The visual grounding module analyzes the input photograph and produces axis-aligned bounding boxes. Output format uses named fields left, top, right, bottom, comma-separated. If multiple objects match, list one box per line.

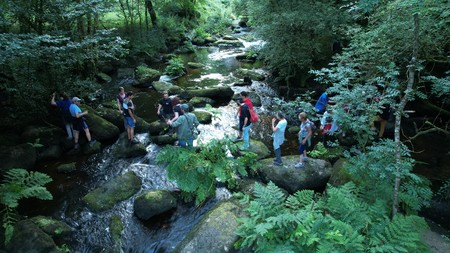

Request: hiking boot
left=89, top=139, right=97, bottom=145
left=74, top=143, right=80, bottom=150
left=130, top=139, right=140, bottom=145
left=235, top=136, right=243, bottom=141
left=294, top=162, right=304, bottom=168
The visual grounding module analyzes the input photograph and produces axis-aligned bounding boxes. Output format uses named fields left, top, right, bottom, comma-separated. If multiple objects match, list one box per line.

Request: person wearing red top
left=235, top=91, right=253, bottom=141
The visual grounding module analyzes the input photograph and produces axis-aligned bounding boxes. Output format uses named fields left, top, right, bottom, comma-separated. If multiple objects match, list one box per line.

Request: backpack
left=308, top=120, right=317, bottom=133
left=249, top=108, right=259, bottom=123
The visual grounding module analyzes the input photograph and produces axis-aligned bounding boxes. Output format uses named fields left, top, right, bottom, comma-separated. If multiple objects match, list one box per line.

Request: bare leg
left=84, top=128, right=92, bottom=142
left=73, top=130, right=80, bottom=144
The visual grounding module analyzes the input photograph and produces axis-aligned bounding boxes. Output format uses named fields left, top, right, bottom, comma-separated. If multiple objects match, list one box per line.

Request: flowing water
left=28, top=33, right=279, bottom=252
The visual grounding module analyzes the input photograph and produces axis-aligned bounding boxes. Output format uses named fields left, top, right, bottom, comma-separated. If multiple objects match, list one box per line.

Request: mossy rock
left=187, top=62, right=204, bottom=69
left=82, top=171, right=142, bottom=212
left=189, top=97, right=215, bottom=108
left=38, top=145, right=63, bottom=161
left=259, top=156, right=332, bottom=193
left=238, top=140, right=270, bottom=160
left=133, top=190, right=177, bottom=220
left=328, top=158, right=352, bottom=187
left=152, top=81, right=173, bottom=93
left=0, top=143, right=36, bottom=176
left=213, top=39, right=244, bottom=47
left=111, top=133, right=147, bottom=159
left=30, top=216, right=73, bottom=238
left=82, top=141, right=102, bottom=155
left=110, top=215, right=124, bottom=247
left=135, top=116, right=151, bottom=134
left=233, top=68, right=265, bottom=81
left=149, top=120, right=169, bottom=135
left=81, top=105, right=120, bottom=141
left=180, top=87, right=234, bottom=101
left=96, top=72, right=112, bottom=83
left=192, top=110, right=212, bottom=124
left=168, top=85, right=184, bottom=95
left=96, top=105, right=125, bottom=131
left=57, top=162, right=77, bottom=173
left=173, top=200, right=244, bottom=253
left=6, top=220, right=60, bottom=253
left=21, top=126, right=65, bottom=147
left=135, top=65, right=161, bottom=86
left=151, top=134, right=177, bottom=145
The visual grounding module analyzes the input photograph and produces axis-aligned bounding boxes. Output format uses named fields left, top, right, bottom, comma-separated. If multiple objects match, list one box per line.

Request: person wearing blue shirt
left=51, top=92, right=73, bottom=139
left=315, top=92, right=332, bottom=114
left=69, top=97, right=95, bottom=149
left=271, top=112, right=287, bottom=166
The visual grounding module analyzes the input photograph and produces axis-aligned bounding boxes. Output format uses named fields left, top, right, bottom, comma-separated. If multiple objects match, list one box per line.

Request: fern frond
left=286, top=189, right=315, bottom=209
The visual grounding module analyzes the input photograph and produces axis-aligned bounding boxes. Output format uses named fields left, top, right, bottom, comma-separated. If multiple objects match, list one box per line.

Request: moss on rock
left=133, top=190, right=177, bottom=220
left=136, top=65, right=161, bottom=86
left=30, top=216, right=73, bottom=238
left=192, top=111, right=212, bottom=124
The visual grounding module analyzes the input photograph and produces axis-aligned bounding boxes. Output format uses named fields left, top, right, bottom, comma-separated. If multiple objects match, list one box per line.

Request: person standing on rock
left=239, top=98, right=252, bottom=150
left=123, top=92, right=139, bottom=144
left=314, top=91, right=334, bottom=114
left=167, top=104, right=199, bottom=147
left=69, top=97, right=95, bottom=150
left=157, top=91, right=174, bottom=121
left=235, top=91, right=253, bottom=141
left=295, top=112, right=313, bottom=169
left=272, top=112, right=287, bottom=166
left=116, top=86, right=127, bottom=130
left=51, top=92, right=73, bottom=139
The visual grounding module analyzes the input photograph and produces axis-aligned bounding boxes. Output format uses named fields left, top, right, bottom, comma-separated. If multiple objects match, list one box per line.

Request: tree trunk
left=145, top=0, right=157, bottom=27
left=392, top=13, right=419, bottom=217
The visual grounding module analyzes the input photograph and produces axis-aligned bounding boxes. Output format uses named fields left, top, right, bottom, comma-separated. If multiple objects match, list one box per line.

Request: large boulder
left=6, top=220, right=59, bottom=253
left=133, top=190, right=177, bottom=220
left=152, top=81, right=173, bottom=93
left=238, top=140, right=270, bottom=160
left=149, top=121, right=169, bottom=136
left=169, top=85, right=184, bottom=95
left=110, top=215, right=124, bottom=252
left=187, top=62, right=205, bottom=69
left=233, top=68, right=265, bottom=81
left=30, top=216, right=73, bottom=238
left=192, top=111, right=213, bottom=124
left=111, top=133, right=147, bottom=159
left=151, top=134, right=178, bottom=145
left=0, top=143, right=36, bottom=176
left=21, top=126, right=65, bottom=147
left=259, top=156, right=332, bottom=193
left=82, top=171, right=142, bottom=212
left=180, top=87, right=234, bottom=101
left=81, top=105, right=120, bottom=142
left=213, top=39, right=244, bottom=48
left=96, top=72, right=112, bottom=83
left=57, top=162, right=77, bottom=173
left=135, top=116, right=151, bottom=134
left=173, top=200, right=244, bottom=253
left=82, top=140, right=102, bottom=155
left=135, top=65, right=161, bottom=87
left=328, top=158, right=352, bottom=187
left=189, top=97, right=216, bottom=108
left=37, top=145, right=63, bottom=161
left=96, top=106, right=125, bottom=131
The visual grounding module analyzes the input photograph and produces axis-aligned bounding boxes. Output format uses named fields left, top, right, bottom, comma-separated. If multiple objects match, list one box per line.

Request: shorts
left=125, top=117, right=135, bottom=128
left=298, top=138, right=309, bottom=154
left=73, top=118, right=88, bottom=131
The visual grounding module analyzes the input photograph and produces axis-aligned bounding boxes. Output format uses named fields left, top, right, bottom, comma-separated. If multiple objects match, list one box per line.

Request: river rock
left=173, top=200, right=244, bottom=253
left=134, top=190, right=177, bottom=220
left=135, top=116, right=151, bottom=134
left=57, top=162, right=77, bottom=173
left=187, top=62, right=204, bottom=69
left=237, top=140, right=270, bottom=160
left=151, top=134, right=178, bottom=145
left=180, top=87, right=234, bottom=101
left=153, top=81, right=173, bottom=93
left=328, top=158, right=352, bottom=187
left=37, top=145, right=63, bottom=161
left=21, top=126, right=65, bottom=147
left=82, top=141, right=101, bottom=155
left=30, top=216, right=73, bottom=238
left=213, top=39, right=244, bottom=48
left=110, top=215, right=124, bottom=251
left=117, top=68, right=135, bottom=80
left=0, top=143, right=36, bottom=176
left=81, top=105, right=120, bottom=141
left=96, top=72, right=112, bottom=83
left=82, top=171, right=142, bottom=212
left=259, top=156, right=332, bottom=193
left=149, top=121, right=169, bottom=135
left=190, top=97, right=216, bottom=108
left=233, top=68, right=265, bottom=81
left=96, top=106, right=125, bottom=131
left=111, top=133, right=147, bottom=159
left=136, top=65, right=161, bottom=87
left=223, top=35, right=237, bottom=41
left=169, top=85, right=184, bottom=95
left=192, top=111, right=213, bottom=124
left=6, top=220, right=59, bottom=253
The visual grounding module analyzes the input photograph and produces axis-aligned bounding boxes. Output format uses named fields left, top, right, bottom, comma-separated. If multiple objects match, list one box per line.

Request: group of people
left=51, top=93, right=96, bottom=150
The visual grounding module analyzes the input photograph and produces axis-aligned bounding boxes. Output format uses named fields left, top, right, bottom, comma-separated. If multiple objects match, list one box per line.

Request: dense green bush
left=156, top=138, right=259, bottom=205
left=164, top=57, right=186, bottom=77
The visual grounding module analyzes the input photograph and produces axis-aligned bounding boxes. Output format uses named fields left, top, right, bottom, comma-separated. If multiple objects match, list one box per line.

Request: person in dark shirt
left=51, top=92, right=73, bottom=139
left=157, top=91, right=174, bottom=121
left=171, top=96, right=184, bottom=122
left=239, top=98, right=252, bottom=150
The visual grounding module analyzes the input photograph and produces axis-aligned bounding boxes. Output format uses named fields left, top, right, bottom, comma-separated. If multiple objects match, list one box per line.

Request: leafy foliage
left=164, top=56, right=186, bottom=77
left=0, top=168, right=53, bottom=243
left=308, top=142, right=343, bottom=160
left=436, top=179, right=450, bottom=201
left=156, top=138, right=258, bottom=205
left=235, top=182, right=430, bottom=252
left=271, top=92, right=319, bottom=124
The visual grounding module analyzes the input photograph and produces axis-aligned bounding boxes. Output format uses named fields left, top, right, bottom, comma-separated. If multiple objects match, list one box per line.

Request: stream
left=28, top=32, right=277, bottom=252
